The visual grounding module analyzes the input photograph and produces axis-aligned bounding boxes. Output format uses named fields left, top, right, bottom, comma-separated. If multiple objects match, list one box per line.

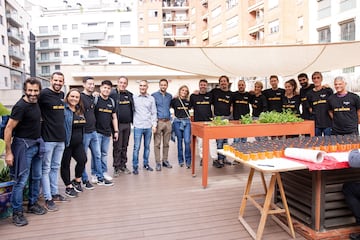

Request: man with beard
left=151, top=79, right=173, bottom=171
left=298, top=73, right=314, bottom=120
left=39, top=72, right=67, bottom=212
left=5, top=78, right=47, bottom=226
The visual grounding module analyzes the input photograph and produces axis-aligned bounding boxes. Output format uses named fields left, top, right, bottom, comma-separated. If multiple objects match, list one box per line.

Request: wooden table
left=190, top=120, right=315, bottom=188
left=220, top=150, right=308, bottom=240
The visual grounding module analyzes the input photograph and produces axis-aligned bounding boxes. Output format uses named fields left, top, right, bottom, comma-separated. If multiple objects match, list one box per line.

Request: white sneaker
left=103, top=172, right=113, bottom=181
left=91, top=175, right=98, bottom=184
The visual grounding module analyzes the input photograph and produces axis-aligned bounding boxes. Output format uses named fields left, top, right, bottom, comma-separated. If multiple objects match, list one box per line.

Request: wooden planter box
left=0, top=181, right=15, bottom=219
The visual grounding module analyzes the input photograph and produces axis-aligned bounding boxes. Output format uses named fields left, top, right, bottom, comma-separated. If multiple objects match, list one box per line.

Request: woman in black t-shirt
left=171, top=85, right=192, bottom=168
left=61, top=89, right=87, bottom=198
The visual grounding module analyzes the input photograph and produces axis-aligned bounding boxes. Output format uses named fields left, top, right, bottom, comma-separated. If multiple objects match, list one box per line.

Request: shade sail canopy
left=97, top=41, right=360, bottom=78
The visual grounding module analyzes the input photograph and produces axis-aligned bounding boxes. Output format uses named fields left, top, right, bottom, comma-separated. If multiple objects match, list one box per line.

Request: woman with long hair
left=61, top=88, right=87, bottom=198
left=283, top=79, right=301, bottom=115
left=171, top=85, right=192, bottom=168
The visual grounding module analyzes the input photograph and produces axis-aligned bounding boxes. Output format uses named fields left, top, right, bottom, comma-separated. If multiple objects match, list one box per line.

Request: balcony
left=162, top=17, right=190, bottom=26
left=248, top=0, right=264, bottom=13
left=8, top=47, right=25, bottom=61
left=37, top=30, right=61, bottom=37
left=7, top=30, right=24, bottom=44
left=37, top=57, right=62, bottom=64
left=162, top=0, right=189, bottom=9
left=200, top=0, right=208, bottom=7
left=80, top=55, right=107, bottom=62
left=37, top=44, right=61, bottom=51
left=202, top=30, right=209, bottom=41
left=6, top=11, right=23, bottom=28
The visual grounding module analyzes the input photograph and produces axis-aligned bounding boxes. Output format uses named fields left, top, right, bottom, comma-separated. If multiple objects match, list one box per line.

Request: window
left=226, top=0, right=238, bottom=9
left=2, top=55, right=6, bottom=65
left=107, top=22, right=114, bottom=27
left=226, top=15, right=238, bottom=29
left=63, top=38, right=68, bottom=44
left=72, top=37, right=79, bottom=43
left=317, top=0, right=331, bottom=19
left=39, top=26, right=48, bottom=34
left=0, top=15, right=3, bottom=25
left=41, top=65, right=50, bottom=74
left=88, top=40, right=99, bottom=45
left=54, top=51, right=60, bottom=57
left=40, top=52, right=49, bottom=60
left=269, top=19, right=279, bottom=34
left=89, top=50, right=99, bottom=57
left=53, top=25, right=59, bottom=31
left=62, top=24, right=67, bottom=30
left=318, top=27, right=331, bottom=43
left=227, top=35, right=238, bottom=45
left=120, top=21, right=131, bottom=31
left=73, top=50, right=79, bottom=56
left=1, top=35, right=4, bottom=45
left=148, top=10, right=158, bottom=18
left=4, top=77, right=8, bottom=87
left=268, top=0, right=279, bottom=9
left=148, top=24, right=159, bottom=32
left=211, top=6, right=221, bottom=18
left=298, top=16, right=304, bottom=30
left=40, top=39, right=49, bottom=47
left=212, top=24, right=222, bottom=35
left=107, top=35, right=114, bottom=41
left=120, top=35, right=131, bottom=45
left=88, top=23, right=97, bottom=27
left=340, top=20, right=355, bottom=41
left=72, top=24, right=78, bottom=30
left=343, top=66, right=355, bottom=73
left=340, top=0, right=356, bottom=12
left=53, top=38, right=59, bottom=44
left=55, top=65, right=60, bottom=70
left=63, top=51, right=68, bottom=57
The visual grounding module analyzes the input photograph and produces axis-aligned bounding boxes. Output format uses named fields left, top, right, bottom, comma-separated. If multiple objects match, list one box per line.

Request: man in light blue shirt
left=151, top=79, right=173, bottom=171
left=132, top=80, right=157, bottom=175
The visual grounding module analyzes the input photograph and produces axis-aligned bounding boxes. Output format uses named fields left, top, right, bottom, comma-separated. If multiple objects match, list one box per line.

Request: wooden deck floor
left=0, top=140, right=306, bottom=240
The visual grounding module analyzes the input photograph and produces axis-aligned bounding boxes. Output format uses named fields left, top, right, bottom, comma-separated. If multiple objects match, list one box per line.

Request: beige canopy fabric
left=97, top=41, right=360, bottom=78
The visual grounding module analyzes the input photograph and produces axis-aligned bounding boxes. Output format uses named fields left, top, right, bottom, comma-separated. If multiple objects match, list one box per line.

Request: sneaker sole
left=84, top=186, right=95, bottom=190
left=65, top=193, right=78, bottom=198
left=44, top=206, right=58, bottom=212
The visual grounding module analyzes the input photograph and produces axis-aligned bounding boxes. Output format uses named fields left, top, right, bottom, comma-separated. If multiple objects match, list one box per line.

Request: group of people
left=3, top=71, right=360, bottom=235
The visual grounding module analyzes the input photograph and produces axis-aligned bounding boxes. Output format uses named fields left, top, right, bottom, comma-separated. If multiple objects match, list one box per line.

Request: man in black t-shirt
left=262, top=75, right=285, bottom=112
left=80, top=77, right=100, bottom=189
left=39, top=72, right=66, bottom=212
left=4, top=78, right=46, bottom=226
left=110, top=76, right=135, bottom=176
left=94, top=80, right=118, bottom=185
left=210, top=75, right=233, bottom=168
left=298, top=73, right=314, bottom=120
left=328, top=76, right=360, bottom=135
left=190, top=79, right=217, bottom=165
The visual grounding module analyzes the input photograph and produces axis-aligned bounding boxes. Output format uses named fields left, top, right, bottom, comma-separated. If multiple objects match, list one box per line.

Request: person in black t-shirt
left=80, top=77, right=98, bottom=189
left=4, top=78, right=46, bottom=226
left=282, top=79, right=301, bottom=115
left=328, top=76, right=360, bottom=135
left=251, top=81, right=268, bottom=141
left=190, top=79, right=217, bottom=165
left=39, top=72, right=66, bottom=212
left=110, top=76, right=134, bottom=176
left=262, top=75, right=285, bottom=113
left=305, top=71, right=333, bottom=136
left=94, top=80, right=118, bottom=185
left=61, top=89, right=87, bottom=198
left=171, top=85, right=192, bottom=168
left=298, top=73, right=314, bottom=120
left=232, top=80, right=253, bottom=143
left=210, top=75, right=233, bottom=168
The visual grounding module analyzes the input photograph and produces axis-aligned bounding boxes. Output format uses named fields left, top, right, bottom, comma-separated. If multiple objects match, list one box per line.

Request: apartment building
left=0, top=0, right=31, bottom=105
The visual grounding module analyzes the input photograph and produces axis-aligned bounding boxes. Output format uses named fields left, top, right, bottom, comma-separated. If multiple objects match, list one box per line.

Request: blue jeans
left=97, top=132, right=110, bottom=176
left=173, top=119, right=191, bottom=166
left=315, top=127, right=331, bottom=136
left=132, top=128, right=152, bottom=169
left=41, top=141, right=65, bottom=200
left=82, top=131, right=102, bottom=182
left=233, top=138, right=247, bottom=144
left=216, top=138, right=228, bottom=161
left=11, top=144, right=42, bottom=212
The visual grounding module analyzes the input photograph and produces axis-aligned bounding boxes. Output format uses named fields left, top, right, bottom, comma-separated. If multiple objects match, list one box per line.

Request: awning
left=97, top=41, right=360, bottom=78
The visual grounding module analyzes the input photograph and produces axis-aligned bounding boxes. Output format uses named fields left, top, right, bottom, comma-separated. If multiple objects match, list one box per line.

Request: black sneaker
left=113, top=169, right=120, bottom=177
left=213, top=160, right=224, bottom=168
left=350, top=232, right=360, bottom=240
left=121, top=167, right=132, bottom=174
left=27, top=202, right=47, bottom=215
left=45, top=199, right=58, bottom=212
left=133, top=168, right=139, bottom=175
left=83, top=180, right=95, bottom=190
left=72, top=179, right=83, bottom=193
left=156, top=163, right=161, bottom=171
left=162, top=160, right=173, bottom=168
left=52, top=194, right=69, bottom=202
left=12, top=211, right=28, bottom=227
left=65, top=187, right=78, bottom=198
left=97, top=179, right=114, bottom=186
left=144, top=164, right=153, bottom=171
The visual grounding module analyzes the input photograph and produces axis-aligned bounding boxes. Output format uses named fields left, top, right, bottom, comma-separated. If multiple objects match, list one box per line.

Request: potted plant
left=0, top=139, right=15, bottom=219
